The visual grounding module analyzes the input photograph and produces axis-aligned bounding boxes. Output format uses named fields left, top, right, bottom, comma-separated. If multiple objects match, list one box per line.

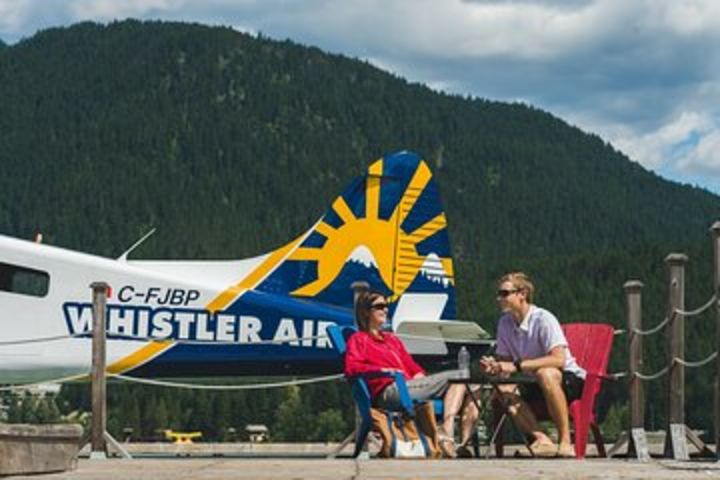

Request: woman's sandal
left=438, top=434, right=457, bottom=459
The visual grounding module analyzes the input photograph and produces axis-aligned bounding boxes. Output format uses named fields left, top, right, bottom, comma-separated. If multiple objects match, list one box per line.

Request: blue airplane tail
left=255, top=151, right=457, bottom=319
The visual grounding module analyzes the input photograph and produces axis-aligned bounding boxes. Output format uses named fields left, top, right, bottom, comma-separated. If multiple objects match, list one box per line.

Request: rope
left=608, top=371, right=628, bottom=379
left=631, top=315, right=671, bottom=336
left=0, top=333, right=80, bottom=346
left=628, top=294, right=717, bottom=337
left=0, top=373, right=88, bottom=392
left=634, top=366, right=670, bottom=381
left=109, top=373, right=343, bottom=390
left=613, top=329, right=626, bottom=336
left=673, top=352, right=718, bottom=368
left=1, top=371, right=344, bottom=392
left=674, top=294, right=718, bottom=317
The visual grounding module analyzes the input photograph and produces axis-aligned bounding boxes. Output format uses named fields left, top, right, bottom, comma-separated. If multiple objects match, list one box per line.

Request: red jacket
left=344, top=330, right=425, bottom=399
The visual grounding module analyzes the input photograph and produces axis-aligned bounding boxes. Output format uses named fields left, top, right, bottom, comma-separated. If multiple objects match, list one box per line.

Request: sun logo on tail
left=288, top=156, right=454, bottom=300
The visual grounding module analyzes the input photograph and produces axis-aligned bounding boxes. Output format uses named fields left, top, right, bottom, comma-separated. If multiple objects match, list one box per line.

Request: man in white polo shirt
left=480, top=272, right=585, bottom=458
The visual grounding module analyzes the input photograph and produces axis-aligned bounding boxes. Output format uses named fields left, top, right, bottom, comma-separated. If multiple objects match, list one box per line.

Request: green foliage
left=3, top=393, right=63, bottom=424
left=272, top=386, right=308, bottom=441
left=0, top=20, right=718, bottom=440
left=310, top=409, right=346, bottom=442
left=601, top=403, right=629, bottom=443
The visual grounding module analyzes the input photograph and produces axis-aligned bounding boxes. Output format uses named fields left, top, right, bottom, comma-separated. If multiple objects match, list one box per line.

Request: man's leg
left=495, top=384, right=553, bottom=446
left=535, top=367, right=571, bottom=449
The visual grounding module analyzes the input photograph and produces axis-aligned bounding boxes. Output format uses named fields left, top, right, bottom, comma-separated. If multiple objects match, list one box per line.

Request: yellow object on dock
left=164, top=430, right=202, bottom=444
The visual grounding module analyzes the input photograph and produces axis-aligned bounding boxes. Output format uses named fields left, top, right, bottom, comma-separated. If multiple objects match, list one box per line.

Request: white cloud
left=681, top=129, right=720, bottom=174
left=606, top=112, right=712, bottom=168
left=0, top=0, right=47, bottom=37
left=231, top=24, right=257, bottom=37
left=67, top=0, right=183, bottom=21
left=658, top=0, right=720, bottom=36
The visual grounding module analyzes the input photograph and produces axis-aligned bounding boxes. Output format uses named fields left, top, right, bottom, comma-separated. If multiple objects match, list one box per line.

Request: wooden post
left=664, top=253, right=689, bottom=460
left=90, top=282, right=109, bottom=460
left=711, top=221, right=720, bottom=461
left=626, top=280, right=650, bottom=461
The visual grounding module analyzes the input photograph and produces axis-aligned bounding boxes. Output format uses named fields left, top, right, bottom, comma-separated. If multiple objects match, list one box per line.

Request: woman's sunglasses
left=370, top=303, right=389, bottom=310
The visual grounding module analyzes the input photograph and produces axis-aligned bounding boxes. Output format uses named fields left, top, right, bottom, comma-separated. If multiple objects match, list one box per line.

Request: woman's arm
left=388, top=334, right=425, bottom=378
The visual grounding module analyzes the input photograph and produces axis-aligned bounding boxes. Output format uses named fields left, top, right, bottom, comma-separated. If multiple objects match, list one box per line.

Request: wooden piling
left=90, top=282, right=109, bottom=460
left=711, top=221, right=720, bottom=461
left=625, top=280, right=649, bottom=461
left=664, top=253, right=689, bottom=460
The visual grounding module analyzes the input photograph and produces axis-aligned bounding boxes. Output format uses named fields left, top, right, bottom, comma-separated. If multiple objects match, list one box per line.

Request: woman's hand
left=412, top=372, right=426, bottom=379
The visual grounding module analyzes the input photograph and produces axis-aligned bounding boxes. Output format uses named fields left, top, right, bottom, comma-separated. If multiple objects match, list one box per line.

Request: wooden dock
left=9, top=457, right=720, bottom=480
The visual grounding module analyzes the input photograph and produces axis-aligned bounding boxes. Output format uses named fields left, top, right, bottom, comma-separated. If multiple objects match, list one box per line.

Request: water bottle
left=458, top=346, right=470, bottom=379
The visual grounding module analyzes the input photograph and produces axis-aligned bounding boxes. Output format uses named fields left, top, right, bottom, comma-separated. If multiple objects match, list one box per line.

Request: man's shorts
left=519, top=371, right=585, bottom=404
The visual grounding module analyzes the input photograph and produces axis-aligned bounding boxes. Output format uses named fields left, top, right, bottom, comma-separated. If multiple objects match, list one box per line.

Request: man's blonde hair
left=498, top=272, right=535, bottom=303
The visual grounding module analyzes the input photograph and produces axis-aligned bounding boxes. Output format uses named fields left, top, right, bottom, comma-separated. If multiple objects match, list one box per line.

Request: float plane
left=0, top=151, right=489, bottom=383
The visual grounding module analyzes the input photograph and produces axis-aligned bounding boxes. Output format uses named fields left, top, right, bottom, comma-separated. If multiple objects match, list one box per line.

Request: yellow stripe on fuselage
left=205, top=233, right=306, bottom=313
left=107, top=341, right=173, bottom=374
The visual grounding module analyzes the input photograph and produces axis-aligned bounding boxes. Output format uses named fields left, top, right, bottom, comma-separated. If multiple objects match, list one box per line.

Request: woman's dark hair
left=355, top=290, right=386, bottom=332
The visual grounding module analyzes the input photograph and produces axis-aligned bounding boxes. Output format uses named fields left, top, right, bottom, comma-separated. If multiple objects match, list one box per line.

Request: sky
left=1, top=0, right=719, bottom=194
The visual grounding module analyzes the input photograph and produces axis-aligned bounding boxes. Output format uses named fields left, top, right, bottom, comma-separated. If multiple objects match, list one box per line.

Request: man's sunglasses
left=371, top=303, right=389, bottom=310
left=497, top=289, right=520, bottom=298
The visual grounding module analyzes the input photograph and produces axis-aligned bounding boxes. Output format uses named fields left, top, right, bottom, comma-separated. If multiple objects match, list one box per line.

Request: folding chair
left=327, top=325, right=416, bottom=458
left=493, top=322, right=615, bottom=459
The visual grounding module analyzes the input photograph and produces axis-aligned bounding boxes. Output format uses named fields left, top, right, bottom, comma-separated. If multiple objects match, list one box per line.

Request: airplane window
left=0, top=262, right=49, bottom=297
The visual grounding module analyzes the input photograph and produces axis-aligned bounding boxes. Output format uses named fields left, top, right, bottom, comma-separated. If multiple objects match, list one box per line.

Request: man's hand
left=496, top=361, right=515, bottom=375
left=480, top=356, right=499, bottom=375
left=480, top=357, right=518, bottom=376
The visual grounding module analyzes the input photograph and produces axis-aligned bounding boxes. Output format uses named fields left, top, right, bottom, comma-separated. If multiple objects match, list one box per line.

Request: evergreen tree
left=273, top=386, right=311, bottom=441
left=310, top=409, right=346, bottom=442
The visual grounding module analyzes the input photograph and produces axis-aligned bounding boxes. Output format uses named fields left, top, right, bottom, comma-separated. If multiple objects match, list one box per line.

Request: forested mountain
left=1, top=20, right=718, bottom=441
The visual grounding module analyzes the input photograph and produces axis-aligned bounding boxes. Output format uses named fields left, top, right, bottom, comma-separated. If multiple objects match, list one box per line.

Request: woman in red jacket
left=344, top=291, right=479, bottom=457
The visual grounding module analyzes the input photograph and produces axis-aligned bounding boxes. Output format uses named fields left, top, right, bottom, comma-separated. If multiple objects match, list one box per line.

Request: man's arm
left=482, top=347, right=565, bottom=375
left=515, top=345, right=565, bottom=373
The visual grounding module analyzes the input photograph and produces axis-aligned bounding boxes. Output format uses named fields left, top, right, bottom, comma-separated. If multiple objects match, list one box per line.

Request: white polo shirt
left=496, top=305, right=585, bottom=379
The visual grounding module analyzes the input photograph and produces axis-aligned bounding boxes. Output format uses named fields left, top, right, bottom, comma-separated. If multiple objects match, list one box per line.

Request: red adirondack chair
left=493, top=322, right=615, bottom=459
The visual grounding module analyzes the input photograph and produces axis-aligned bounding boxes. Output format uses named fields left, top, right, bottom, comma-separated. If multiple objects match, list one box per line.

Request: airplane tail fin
left=253, top=151, right=457, bottom=320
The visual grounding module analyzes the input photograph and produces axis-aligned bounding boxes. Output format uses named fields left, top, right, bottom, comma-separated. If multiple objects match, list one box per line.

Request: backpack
left=370, top=402, right=441, bottom=458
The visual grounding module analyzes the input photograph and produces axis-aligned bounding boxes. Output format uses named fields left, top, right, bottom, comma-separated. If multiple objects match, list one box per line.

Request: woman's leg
left=405, top=370, right=462, bottom=403
left=459, top=388, right=480, bottom=446
left=377, top=370, right=460, bottom=411
left=440, top=384, right=465, bottom=438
